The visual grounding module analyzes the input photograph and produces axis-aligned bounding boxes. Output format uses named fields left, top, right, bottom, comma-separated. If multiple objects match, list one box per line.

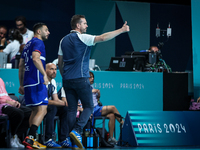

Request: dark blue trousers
left=63, top=77, right=94, bottom=135
left=45, top=105, right=68, bottom=142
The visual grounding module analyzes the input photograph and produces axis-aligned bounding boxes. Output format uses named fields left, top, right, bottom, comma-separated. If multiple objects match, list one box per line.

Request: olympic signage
left=121, top=111, right=200, bottom=146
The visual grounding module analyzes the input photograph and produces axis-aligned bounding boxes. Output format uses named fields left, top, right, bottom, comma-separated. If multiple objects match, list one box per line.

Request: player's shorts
left=24, top=83, right=48, bottom=107
left=93, top=105, right=103, bottom=117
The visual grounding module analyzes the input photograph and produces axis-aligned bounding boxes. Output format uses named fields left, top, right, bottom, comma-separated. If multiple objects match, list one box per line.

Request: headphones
left=9, top=28, right=15, bottom=41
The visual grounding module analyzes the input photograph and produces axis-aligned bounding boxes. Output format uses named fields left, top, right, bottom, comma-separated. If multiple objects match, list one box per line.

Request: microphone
left=130, top=51, right=134, bottom=58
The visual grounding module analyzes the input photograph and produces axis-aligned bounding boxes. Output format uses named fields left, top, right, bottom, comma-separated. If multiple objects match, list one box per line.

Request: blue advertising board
left=122, top=111, right=200, bottom=146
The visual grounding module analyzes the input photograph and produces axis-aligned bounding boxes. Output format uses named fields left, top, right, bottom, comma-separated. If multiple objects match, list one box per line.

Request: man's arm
left=18, top=58, right=25, bottom=95
left=48, top=93, right=66, bottom=106
left=32, top=51, right=48, bottom=85
left=94, top=21, right=129, bottom=44
left=61, top=97, right=68, bottom=106
left=58, top=55, right=63, bottom=77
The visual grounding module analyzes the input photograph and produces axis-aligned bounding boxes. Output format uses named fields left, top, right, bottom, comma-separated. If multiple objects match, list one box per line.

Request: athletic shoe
left=69, top=130, right=84, bottom=149
left=72, top=144, right=79, bottom=149
left=71, top=140, right=80, bottom=149
left=60, top=137, right=72, bottom=148
left=44, top=139, right=62, bottom=148
left=26, top=145, right=34, bottom=149
left=108, top=137, right=118, bottom=145
left=23, top=136, right=46, bottom=149
left=14, top=134, right=25, bottom=148
left=10, top=136, right=18, bottom=148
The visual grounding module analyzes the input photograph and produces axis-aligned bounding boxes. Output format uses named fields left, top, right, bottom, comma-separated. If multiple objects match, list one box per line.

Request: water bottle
left=89, top=129, right=93, bottom=148
left=83, top=129, right=90, bottom=148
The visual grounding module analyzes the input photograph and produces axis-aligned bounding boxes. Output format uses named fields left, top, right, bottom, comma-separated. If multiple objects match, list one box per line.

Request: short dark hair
left=33, top=22, right=46, bottom=34
left=15, top=16, right=27, bottom=27
left=71, top=15, right=85, bottom=30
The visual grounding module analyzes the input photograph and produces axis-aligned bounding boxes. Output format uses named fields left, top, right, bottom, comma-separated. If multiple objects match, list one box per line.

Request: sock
left=28, top=124, right=38, bottom=138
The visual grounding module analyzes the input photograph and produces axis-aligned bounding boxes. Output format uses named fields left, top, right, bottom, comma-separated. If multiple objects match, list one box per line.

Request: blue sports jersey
left=21, top=37, right=46, bottom=87
left=21, top=37, right=48, bottom=107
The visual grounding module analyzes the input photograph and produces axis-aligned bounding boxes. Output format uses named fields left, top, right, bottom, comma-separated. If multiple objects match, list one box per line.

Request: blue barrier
left=122, top=111, right=200, bottom=146
left=0, top=69, right=164, bottom=139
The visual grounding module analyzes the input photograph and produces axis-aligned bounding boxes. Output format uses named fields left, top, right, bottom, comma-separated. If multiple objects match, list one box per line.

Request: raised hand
left=121, top=21, right=130, bottom=32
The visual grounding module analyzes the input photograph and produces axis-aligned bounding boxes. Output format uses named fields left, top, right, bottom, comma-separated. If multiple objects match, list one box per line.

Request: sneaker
left=72, top=144, right=79, bottom=149
left=44, top=139, right=62, bottom=148
left=69, top=130, right=84, bottom=149
left=10, top=136, right=18, bottom=148
left=14, top=134, right=25, bottom=148
left=72, top=140, right=81, bottom=149
left=26, top=145, right=34, bottom=149
left=60, top=137, right=72, bottom=148
left=23, top=136, right=46, bottom=149
left=108, top=137, right=118, bottom=145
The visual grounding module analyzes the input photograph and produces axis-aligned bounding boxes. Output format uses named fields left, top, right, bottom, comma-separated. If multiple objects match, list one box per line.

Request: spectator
left=0, top=25, right=7, bottom=49
left=0, top=28, right=23, bottom=66
left=15, top=16, right=34, bottom=53
left=0, top=78, right=31, bottom=148
left=89, top=71, right=124, bottom=145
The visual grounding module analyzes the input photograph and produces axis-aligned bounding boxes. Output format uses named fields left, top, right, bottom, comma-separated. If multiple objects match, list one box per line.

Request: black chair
left=93, top=116, right=115, bottom=139
left=0, top=115, right=11, bottom=148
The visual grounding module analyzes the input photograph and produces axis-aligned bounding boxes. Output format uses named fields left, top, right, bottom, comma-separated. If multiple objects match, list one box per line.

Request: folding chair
left=93, top=116, right=115, bottom=138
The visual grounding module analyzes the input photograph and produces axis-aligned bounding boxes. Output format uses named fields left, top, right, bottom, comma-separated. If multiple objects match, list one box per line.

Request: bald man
left=44, top=63, right=71, bottom=148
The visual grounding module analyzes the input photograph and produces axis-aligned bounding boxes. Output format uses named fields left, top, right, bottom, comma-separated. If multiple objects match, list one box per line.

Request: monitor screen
left=108, top=56, right=146, bottom=71
left=124, top=51, right=158, bottom=64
